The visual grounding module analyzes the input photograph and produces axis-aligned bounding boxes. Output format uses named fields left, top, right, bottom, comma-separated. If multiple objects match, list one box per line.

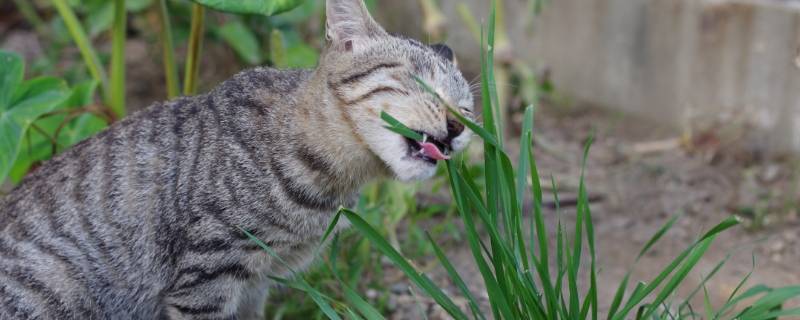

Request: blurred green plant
left=0, top=51, right=109, bottom=184
left=4, top=0, right=320, bottom=185
left=190, top=0, right=304, bottom=16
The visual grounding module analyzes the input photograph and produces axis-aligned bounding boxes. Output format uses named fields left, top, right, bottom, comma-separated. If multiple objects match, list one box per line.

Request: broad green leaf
left=216, top=20, right=262, bottom=65
left=190, top=0, right=305, bottom=16
left=0, top=72, right=70, bottom=182
left=126, top=0, right=155, bottom=12
left=13, top=77, right=68, bottom=105
left=86, top=2, right=113, bottom=37
left=64, top=80, right=99, bottom=108
left=286, top=42, right=319, bottom=68
left=0, top=51, right=24, bottom=109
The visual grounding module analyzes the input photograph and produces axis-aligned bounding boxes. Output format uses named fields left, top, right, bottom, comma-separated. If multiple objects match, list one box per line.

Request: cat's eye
left=458, top=107, right=474, bottom=117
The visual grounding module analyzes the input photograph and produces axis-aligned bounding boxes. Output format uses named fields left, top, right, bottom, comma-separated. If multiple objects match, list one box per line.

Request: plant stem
left=154, top=0, right=180, bottom=99
left=183, top=3, right=206, bottom=96
left=12, top=0, right=47, bottom=35
left=110, top=0, right=127, bottom=118
left=50, top=0, right=109, bottom=101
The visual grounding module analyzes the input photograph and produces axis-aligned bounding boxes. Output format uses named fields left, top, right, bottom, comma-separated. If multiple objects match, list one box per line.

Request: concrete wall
left=377, top=0, right=800, bottom=153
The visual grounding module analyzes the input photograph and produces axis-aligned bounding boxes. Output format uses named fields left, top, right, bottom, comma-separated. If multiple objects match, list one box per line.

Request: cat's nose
left=444, top=118, right=465, bottom=146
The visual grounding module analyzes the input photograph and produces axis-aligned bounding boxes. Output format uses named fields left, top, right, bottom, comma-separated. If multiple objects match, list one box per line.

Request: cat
left=0, top=0, right=473, bottom=318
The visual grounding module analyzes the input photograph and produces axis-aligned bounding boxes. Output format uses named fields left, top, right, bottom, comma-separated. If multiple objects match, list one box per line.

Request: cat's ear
left=325, top=0, right=386, bottom=50
left=430, top=44, right=455, bottom=62
left=431, top=43, right=459, bottom=66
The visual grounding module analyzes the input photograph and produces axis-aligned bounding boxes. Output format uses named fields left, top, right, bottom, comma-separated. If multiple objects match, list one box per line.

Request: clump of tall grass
left=249, top=1, right=800, bottom=319
left=334, top=2, right=800, bottom=320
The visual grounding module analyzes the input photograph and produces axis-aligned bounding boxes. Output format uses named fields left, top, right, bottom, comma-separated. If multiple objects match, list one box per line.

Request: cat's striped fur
left=0, top=0, right=473, bottom=319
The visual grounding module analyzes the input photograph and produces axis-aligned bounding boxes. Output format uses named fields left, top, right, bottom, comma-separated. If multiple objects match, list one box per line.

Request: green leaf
left=286, top=43, right=319, bottom=68
left=126, top=0, right=154, bottom=12
left=0, top=51, right=24, bottom=109
left=340, top=208, right=469, bottom=320
left=86, top=2, right=113, bottom=37
left=216, top=20, right=262, bottom=65
left=190, top=0, right=305, bottom=16
left=12, top=77, right=67, bottom=106
left=0, top=78, right=70, bottom=182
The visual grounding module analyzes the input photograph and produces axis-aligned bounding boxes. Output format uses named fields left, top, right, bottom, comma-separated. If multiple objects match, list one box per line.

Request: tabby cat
left=0, top=0, right=473, bottom=318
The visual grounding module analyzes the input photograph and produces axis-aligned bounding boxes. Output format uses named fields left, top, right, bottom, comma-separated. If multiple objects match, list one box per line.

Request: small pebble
left=390, top=283, right=409, bottom=294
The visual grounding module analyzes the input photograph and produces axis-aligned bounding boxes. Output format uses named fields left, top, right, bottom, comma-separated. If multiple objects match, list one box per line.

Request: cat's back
left=0, top=66, right=314, bottom=319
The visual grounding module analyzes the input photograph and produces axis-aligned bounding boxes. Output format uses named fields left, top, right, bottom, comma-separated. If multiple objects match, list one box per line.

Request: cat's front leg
left=235, top=280, right=271, bottom=320
left=161, top=278, right=246, bottom=320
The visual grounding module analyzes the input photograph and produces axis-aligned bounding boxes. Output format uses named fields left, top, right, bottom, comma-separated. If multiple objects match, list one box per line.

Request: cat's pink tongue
left=419, top=142, right=450, bottom=161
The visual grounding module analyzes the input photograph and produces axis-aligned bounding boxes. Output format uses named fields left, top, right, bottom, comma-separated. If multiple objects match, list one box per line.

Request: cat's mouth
left=405, top=132, right=451, bottom=165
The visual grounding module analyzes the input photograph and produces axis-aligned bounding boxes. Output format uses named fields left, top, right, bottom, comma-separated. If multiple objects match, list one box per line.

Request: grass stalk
left=183, top=3, right=206, bottom=96
left=154, top=0, right=180, bottom=99
left=110, top=0, right=127, bottom=117
left=12, top=0, right=47, bottom=35
left=50, top=0, right=109, bottom=102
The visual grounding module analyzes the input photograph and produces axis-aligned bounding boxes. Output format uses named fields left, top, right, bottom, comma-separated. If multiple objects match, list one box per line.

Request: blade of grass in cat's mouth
left=382, top=111, right=451, bottom=162
left=406, top=133, right=451, bottom=163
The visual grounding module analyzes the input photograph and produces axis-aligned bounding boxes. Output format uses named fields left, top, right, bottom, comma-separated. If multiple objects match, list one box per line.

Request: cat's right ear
left=326, top=0, right=387, bottom=51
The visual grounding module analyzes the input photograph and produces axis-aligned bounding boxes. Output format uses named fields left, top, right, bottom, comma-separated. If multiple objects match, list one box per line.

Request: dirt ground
left=385, top=105, right=800, bottom=319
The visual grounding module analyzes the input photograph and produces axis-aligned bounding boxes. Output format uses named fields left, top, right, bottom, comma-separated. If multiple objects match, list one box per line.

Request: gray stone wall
left=376, top=0, right=800, bottom=153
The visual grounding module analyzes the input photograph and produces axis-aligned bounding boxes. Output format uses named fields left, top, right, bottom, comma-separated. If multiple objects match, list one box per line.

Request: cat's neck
left=277, top=71, right=388, bottom=202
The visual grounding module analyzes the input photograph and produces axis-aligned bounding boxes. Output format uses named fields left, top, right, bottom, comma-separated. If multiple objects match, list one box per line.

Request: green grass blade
left=340, top=282, right=384, bottom=320
left=447, top=162, right=513, bottom=319
left=478, top=26, right=497, bottom=145
left=380, top=111, right=423, bottom=141
left=741, top=307, right=800, bottom=320
left=447, top=105, right=499, bottom=148
left=155, top=0, right=180, bottom=98
left=724, top=285, right=773, bottom=317
left=611, top=217, right=740, bottom=320
left=703, top=286, right=714, bottom=320
left=678, top=254, right=731, bottom=315
left=640, top=236, right=717, bottom=319
left=340, top=209, right=469, bottom=320
left=714, top=255, right=757, bottom=319
left=607, top=273, right=631, bottom=320
left=109, top=0, right=126, bottom=117
left=242, top=229, right=342, bottom=320
left=609, top=214, right=681, bottom=319
left=529, top=137, right=560, bottom=318
left=269, top=276, right=343, bottom=320
left=427, top=232, right=486, bottom=320
left=637, top=214, right=681, bottom=261
left=50, top=0, right=109, bottom=102
left=736, top=286, right=800, bottom=318
left=516, top=106, right=534, bottom=208
left=183, top=3, right=205, bottom=95
left=581, top=140, right=599, bottom=320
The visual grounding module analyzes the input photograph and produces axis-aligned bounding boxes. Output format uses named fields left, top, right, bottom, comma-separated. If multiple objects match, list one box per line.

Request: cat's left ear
left=326, top=0, right=387, bottom=51
left=431, top=43, right=458, bottom=66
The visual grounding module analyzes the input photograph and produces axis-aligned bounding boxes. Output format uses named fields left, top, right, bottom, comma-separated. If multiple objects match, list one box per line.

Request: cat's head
left=320, top=0, right=474, bottom=181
